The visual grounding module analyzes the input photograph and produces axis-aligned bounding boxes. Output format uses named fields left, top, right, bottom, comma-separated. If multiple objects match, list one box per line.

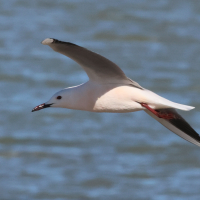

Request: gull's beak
left=32, top=103, right=53, bottom=112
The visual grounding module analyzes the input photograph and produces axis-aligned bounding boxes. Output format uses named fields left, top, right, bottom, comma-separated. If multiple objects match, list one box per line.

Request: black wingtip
left=41, top=38, right=78, bottom=46
left=159, top=108, right=200, bottom=143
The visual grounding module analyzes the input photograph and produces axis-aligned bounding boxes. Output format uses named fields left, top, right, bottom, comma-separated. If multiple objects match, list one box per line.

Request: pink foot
left=141, top=103, right=174, bottom=120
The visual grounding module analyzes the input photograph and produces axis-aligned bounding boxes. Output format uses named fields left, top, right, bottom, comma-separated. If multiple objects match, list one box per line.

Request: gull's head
left=32, top=90, right=68, bottom=112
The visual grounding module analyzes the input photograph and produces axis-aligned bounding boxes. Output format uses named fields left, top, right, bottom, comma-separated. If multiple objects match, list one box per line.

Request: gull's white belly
left=91, top=85, right=144, bottom=113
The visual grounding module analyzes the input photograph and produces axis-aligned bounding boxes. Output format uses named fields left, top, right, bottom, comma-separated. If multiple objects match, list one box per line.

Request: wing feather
left=145, top=108, right=200, bottom=147
left=42, top=38, right=142, bottom=87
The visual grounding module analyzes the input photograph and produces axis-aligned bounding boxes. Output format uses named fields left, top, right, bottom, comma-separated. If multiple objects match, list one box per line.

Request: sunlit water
left=0, top=0, right=200, bottom=199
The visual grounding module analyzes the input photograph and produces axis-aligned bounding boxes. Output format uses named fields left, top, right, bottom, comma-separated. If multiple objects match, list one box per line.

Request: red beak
left=32, top=103, right=53, bottom=112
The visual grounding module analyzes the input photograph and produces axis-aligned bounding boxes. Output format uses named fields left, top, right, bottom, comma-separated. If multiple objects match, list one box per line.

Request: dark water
left=1, top=0, right=200, bottom=199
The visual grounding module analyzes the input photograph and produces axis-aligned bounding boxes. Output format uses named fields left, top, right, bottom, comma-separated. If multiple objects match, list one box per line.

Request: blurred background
left=0, top=0, right=200, bottom=199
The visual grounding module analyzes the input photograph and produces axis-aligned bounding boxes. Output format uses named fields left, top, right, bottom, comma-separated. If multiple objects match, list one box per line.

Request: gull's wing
left=42, top=38, right=143, bottom=88
left=145, top=108, right=200, bottom=147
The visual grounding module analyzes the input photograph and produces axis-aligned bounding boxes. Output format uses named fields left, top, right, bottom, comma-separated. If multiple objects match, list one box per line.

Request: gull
left=32, top=38, right=200, bottom=147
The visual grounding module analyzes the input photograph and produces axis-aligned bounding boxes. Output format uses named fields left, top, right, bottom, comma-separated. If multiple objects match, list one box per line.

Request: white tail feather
left=171, top=102, right=195, bottom=111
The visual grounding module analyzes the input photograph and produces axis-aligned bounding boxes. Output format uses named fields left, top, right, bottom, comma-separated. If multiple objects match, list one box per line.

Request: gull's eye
left=56, top=96, right=62, bottom=100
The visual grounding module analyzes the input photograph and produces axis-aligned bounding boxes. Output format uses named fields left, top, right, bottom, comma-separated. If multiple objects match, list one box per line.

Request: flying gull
left=32, top=38, right=200, bottom=147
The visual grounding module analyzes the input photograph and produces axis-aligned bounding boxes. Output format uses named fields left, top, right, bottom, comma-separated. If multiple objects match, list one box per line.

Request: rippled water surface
left=1, top=0, right=200, bottom=200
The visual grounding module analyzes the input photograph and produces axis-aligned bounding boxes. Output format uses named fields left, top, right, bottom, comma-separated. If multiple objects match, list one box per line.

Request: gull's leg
left=141, top=103, right=175, bottom=119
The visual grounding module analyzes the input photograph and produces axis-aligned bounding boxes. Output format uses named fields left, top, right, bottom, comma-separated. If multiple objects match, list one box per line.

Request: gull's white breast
left=77, top=82, right=145, bottom=113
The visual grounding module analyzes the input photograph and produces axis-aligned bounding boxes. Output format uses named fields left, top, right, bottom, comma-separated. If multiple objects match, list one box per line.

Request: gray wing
left=42, top=38, right=143, bottom=88
left=145, top=108, right=200, bottom=147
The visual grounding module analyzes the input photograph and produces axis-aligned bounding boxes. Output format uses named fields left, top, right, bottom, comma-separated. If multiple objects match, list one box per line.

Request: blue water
left=0, top=0, right=200, bottom=199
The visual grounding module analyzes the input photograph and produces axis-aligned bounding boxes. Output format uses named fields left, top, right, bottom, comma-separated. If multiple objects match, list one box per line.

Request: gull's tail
left=145, top=108, right=200, bottom=147
left=168, top=102, right=195, bottom=111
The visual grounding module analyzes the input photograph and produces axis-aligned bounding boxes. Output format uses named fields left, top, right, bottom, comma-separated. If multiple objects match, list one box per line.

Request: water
left=0, top=0, right=200, bottom=199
